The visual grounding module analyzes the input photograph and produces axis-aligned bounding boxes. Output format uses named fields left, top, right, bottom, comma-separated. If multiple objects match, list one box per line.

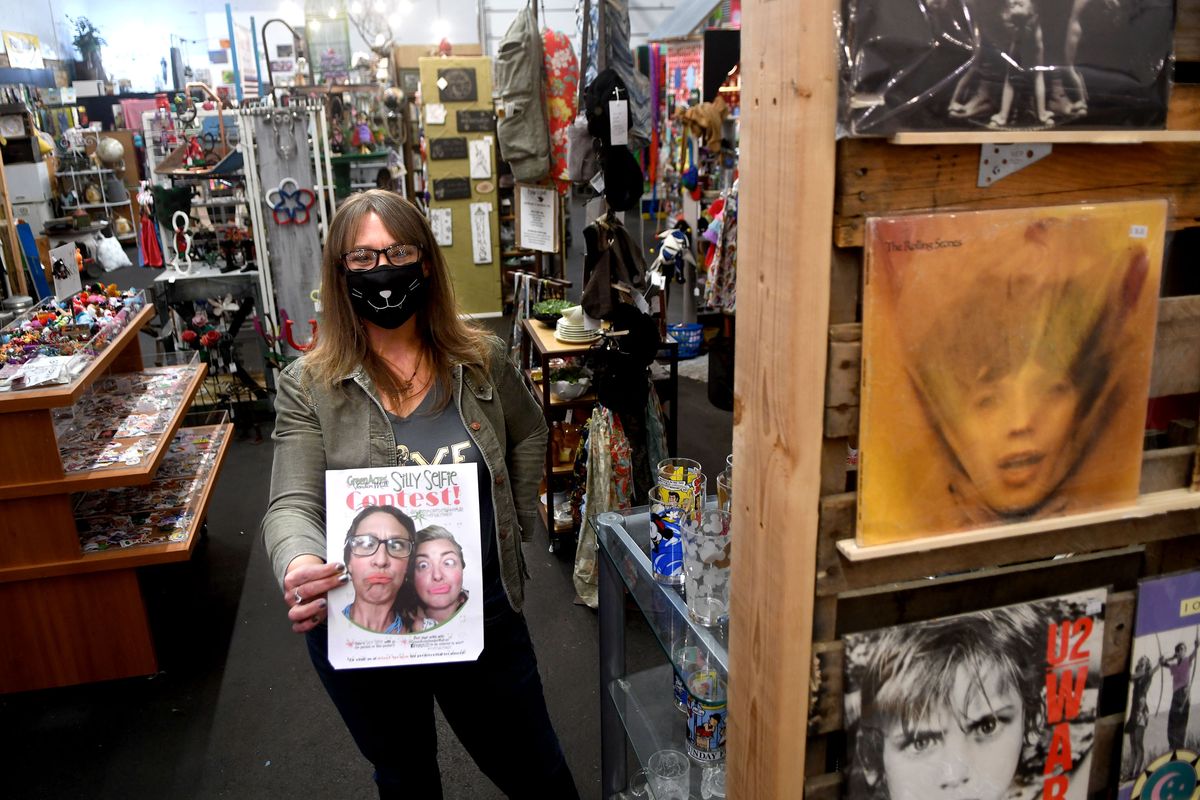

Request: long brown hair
left=304, top=190, right=492, bottom=409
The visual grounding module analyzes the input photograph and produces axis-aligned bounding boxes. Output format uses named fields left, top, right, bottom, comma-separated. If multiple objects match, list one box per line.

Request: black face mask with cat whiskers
left=345, top=263, right=427, bottom=329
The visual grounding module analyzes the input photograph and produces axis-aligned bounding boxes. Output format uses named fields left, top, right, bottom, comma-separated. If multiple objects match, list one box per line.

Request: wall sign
left=469, top=137, right=493, bottom=179
left=470, top=202, right=493, bottom=264
left=430, top=208, right=453, bottom=246
left=433, top=177, right=472, bottom=201
left=456, top=110, right=494, bottom=132
left=437, top=67, right=478, bottom=102
left=430, top=137, right=469, bottom=160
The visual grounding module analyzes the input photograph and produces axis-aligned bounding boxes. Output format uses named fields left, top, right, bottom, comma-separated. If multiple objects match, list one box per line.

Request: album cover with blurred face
left=857, top=200, right=1166, bottom=545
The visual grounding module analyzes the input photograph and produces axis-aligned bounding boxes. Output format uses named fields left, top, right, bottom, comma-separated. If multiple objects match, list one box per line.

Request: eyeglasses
left=341, top=243, right=422, bottom=271
left=346, top=534, right=415, bottom=558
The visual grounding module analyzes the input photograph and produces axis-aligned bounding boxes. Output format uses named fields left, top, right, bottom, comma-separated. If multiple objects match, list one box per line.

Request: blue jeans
left=306, top=602, right=578, bottom=800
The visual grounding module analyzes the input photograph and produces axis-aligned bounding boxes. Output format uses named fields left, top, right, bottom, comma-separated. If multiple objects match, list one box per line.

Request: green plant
left=549, top=364, right=590, bottom=384
left=532, top=298, right=573, bottom=317
left=68, top=16, right=105, bottom=55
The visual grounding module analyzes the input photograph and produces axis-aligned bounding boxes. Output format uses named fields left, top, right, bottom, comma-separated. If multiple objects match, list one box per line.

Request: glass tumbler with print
left=650, top=457, right=705, bottom=585
left=686, top=668, right=728, bottom=763
left=683, top=509, right=732, bottom=627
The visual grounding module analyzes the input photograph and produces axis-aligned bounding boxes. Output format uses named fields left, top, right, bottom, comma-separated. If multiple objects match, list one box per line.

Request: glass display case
left=595, top=505, right=729, bottom=800
left=0, top=289, right=147, bottom=391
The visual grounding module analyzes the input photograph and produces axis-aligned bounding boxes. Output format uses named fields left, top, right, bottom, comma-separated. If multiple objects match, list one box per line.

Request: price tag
left=590, top=170, right=605, bottom=193
left=608, top=100, right=629, bottom=147
left=651, top=272, right=667, bottom=290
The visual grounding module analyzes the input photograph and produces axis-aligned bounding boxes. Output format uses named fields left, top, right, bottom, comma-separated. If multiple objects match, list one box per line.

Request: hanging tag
left=589, top=170, right=605, bottom=193
left=631, top=289, right=650, bottom=314
left=608, top=100, right=629, bottom=147
left=651, top=272, right=667, bottom=291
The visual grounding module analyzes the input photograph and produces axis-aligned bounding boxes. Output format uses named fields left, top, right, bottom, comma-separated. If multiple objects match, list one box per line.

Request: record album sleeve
left=842, top=588, right=1107, bottom=800
left=840, top=0, right=1174, bottom=135
left=1117, top=570, right=1200, bottom=800
left=858, top=200, right=1166, bottom=545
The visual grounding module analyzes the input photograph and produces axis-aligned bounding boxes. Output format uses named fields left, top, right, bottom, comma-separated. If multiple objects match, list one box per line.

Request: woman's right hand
left=283, top=555, right=347, bottom=633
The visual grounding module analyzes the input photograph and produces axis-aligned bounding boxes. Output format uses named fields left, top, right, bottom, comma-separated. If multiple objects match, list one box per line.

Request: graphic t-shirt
left=387, top=384, right=505, bottom=606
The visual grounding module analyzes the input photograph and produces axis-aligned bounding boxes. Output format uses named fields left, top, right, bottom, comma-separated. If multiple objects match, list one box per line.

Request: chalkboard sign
left=433, top=177, right=472, bottom=201
left=429, top=137, right=469, bottom=160
left=456, top=110, right=494, bottom=132
left=437, top=68, right=478, bottom=102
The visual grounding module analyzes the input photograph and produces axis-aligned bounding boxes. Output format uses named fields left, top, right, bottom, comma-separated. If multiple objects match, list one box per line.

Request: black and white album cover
left=841, top=0, right=1174, bottom=135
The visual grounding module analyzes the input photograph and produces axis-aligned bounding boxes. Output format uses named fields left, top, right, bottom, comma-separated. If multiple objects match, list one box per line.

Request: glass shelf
left=594, top=506, right=729, bottom=686
left=609, top=664, right=725, bottom=800
left=595, top=503, right=730, bottom=800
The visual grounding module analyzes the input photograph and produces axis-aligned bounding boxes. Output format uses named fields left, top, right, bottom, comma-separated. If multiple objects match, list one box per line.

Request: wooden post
left=729, top=0, right=839, bottom=796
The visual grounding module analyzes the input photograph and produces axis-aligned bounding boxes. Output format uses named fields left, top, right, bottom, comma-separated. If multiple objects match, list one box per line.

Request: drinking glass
left=682, top=509, right=732, bottom=626
left=650, top=457, right=705, bottom=585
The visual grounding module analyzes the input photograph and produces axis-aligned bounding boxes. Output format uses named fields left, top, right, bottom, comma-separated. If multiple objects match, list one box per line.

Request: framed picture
left=2, top=31, right=44, bottom=70
left=398, top=68, right=420, bottom=96
left=276, top=44, right=293, bottom=58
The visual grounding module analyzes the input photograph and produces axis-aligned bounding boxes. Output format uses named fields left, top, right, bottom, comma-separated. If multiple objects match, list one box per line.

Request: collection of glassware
left=638, top=455, right=733, bottom=799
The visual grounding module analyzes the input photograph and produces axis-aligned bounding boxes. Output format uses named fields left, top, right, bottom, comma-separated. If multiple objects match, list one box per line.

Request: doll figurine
left=351, top=112, right=374, bottom=153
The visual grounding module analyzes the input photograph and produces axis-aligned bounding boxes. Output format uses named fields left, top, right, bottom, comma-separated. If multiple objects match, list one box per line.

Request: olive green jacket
left=261, top=341, right=547, bottom=611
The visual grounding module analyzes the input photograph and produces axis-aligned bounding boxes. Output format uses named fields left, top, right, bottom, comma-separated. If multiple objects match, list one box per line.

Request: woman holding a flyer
left=262, top=190, right=578, bottom=799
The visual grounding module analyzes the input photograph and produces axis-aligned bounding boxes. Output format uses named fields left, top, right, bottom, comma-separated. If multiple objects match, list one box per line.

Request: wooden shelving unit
left=0, top=303, right=234, bottom=693
left=730, top=1, right=1200, bottom=796
left=519, top=318, right=681, bottom=545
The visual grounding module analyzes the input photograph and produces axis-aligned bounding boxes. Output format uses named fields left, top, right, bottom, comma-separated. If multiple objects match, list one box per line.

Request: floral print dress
left=541, top=29, right=579, bottom=195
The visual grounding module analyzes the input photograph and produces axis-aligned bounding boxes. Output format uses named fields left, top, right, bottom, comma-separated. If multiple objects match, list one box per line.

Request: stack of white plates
left=555, top=318, right=600, bottom=343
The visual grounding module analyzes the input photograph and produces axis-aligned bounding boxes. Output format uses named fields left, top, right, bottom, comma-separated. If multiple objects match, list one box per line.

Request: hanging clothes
left=704, top=189, right=738, bottom=314
left=541, top=28, right=580, bottom=195
left=581, top=214, right=649, bottom=320
left=496, top=3, right=551, bottom=182
left=573, top=406, right=634, bottom=608
left=139, top=207, right=164, bottom=268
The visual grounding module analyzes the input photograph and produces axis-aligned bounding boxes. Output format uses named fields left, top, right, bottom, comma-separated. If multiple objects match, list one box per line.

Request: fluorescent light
left=327, top=7, right=338, bottom=19
left=349, top=0, right=362, bottom=14
left=309, top=18, right=321, bottom=31
left=374, top=32, right=386, bottom=46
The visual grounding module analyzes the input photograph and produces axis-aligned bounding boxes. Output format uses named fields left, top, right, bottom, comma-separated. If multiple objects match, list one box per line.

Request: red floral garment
left=541, top=29, right=579, bottom=195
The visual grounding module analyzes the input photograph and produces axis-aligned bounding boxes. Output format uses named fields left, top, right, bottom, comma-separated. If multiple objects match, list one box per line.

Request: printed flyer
left=325, top=464, right=483, bottom=669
